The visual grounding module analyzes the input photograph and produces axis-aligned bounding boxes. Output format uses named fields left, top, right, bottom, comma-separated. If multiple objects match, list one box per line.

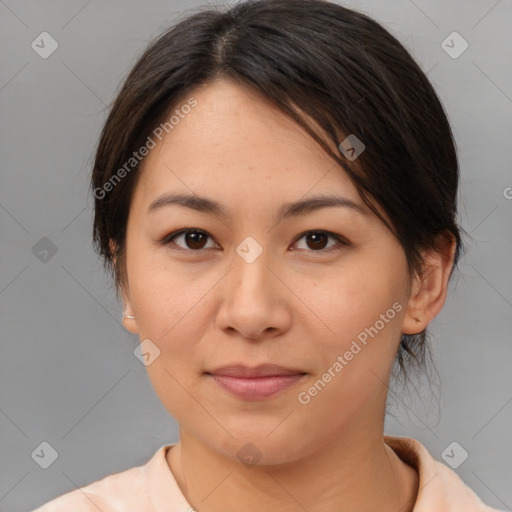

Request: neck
left=166, top=421, right=418, bottom=512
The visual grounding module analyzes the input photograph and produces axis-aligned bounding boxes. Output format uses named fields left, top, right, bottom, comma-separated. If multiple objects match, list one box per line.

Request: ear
left=110, top=239, right=139, bottom=335
left=402, top=233, right=457, bottom=335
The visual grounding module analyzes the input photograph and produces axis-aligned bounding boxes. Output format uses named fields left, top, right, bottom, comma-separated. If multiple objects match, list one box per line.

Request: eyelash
left=157, top=228, right=350, bottom=254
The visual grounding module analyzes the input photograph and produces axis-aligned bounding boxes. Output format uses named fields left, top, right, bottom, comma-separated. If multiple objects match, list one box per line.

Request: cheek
left=298, top=253, right=407, bottom=412
left=309, top=254, right=406, bottom=348
left=126, top=254, right=217, bottom=414
left=129, top=260, right=213, bottom=424
left=294, top=275, right=404, bottom=430
left=128, top=245, right=210, bottom=336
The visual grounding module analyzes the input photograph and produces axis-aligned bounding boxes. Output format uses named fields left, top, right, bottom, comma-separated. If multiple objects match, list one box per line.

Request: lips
left=206, top=364, right=307, bottom=399
left=207, top=363, right=305, bottom=378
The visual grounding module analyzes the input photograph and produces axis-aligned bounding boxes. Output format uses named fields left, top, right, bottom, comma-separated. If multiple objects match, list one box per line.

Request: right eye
left=158, top=228, right=220, bottom=251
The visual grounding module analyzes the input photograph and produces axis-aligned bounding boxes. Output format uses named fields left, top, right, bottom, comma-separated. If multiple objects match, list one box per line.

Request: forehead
left=134, top=78, right=361, bottom=211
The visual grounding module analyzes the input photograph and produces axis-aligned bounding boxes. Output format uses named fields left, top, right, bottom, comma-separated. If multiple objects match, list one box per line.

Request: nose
left=215, top=249, right=292, bottom=341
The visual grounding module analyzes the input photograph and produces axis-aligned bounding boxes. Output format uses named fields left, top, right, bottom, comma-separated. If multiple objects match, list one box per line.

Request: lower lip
left=210, top=374, right=306, bottom=399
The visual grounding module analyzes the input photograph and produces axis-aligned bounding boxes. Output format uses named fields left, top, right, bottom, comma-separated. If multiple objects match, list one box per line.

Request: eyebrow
left=147, top=192, right=367, bottom=220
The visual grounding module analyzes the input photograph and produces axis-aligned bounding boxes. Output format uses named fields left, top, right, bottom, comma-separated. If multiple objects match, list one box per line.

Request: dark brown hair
left=90, top=0, right=463, bottom=377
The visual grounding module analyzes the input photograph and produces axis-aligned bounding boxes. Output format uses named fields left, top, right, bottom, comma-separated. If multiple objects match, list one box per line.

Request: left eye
left=293, top=231, right=347, bottom=252
left=159, top=229, right=347, bottom=252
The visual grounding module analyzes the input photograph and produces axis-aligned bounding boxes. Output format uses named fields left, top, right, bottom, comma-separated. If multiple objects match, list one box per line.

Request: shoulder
left=32, top=458, right=150, bottom=512
left=32, top=490, right=117, bottom=512
left=384, top=435, right=504, bottom=512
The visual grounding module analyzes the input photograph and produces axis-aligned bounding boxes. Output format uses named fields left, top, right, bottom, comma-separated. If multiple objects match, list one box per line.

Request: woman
left=34, top=0, right=502, bottom=510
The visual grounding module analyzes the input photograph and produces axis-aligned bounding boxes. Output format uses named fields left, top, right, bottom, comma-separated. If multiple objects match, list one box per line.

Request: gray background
left=0, top=0, right=511, bottom=511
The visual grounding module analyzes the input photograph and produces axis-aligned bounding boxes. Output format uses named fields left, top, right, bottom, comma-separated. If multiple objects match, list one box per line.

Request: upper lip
left=206, top=364, right=306, bottom=378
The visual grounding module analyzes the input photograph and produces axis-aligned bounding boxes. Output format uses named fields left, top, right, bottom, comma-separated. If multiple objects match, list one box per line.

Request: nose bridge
left=215, top=236, right=290, bottom=339
left=229, top=236, right=274, bottom=302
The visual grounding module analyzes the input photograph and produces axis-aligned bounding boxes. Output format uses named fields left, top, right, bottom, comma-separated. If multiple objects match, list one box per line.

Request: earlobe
left=401, top=234, right=457, bottom=335
left=121, top=290, right=139, bottom=334
left=122, top=311, right=139, bottom=334
left=110, top=238, right=139, bottom=335
left=121, top=288, right=139, bottom=335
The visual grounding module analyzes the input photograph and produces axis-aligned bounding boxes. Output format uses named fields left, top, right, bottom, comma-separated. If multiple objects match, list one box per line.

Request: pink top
left=33, top=436, right=502, bottom=511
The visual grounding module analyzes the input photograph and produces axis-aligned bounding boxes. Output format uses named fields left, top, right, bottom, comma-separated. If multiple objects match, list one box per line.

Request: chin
left=202, top=427, right=319, bottom=467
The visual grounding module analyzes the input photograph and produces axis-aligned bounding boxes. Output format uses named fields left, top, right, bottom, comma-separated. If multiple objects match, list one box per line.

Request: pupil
left=308, top=232, right=327, bottom=250
left=187, top=232, right=206, bottom=249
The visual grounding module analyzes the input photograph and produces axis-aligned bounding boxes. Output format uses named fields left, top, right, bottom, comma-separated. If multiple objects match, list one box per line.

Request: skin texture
left=119, top=78, right=456, bottom=512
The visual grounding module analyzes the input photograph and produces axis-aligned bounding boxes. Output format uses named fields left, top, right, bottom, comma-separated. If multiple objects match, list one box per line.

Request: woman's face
left=121, top=78, right=413, bottom=464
